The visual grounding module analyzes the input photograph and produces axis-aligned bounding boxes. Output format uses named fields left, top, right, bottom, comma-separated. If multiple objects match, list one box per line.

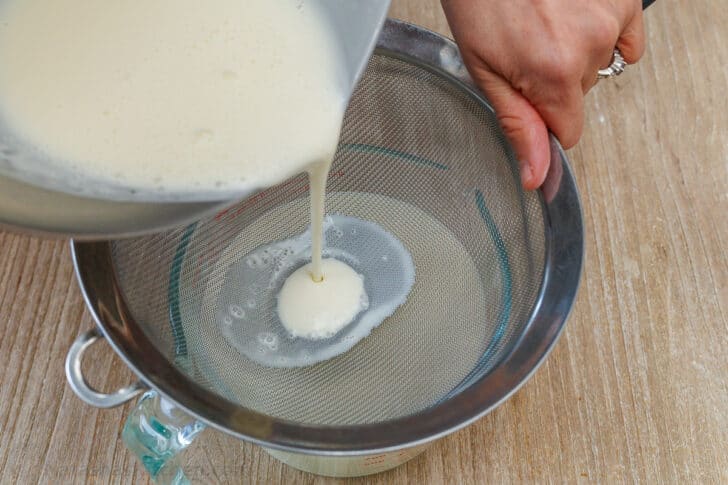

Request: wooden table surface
left=1, top=1, right=726, bottom=483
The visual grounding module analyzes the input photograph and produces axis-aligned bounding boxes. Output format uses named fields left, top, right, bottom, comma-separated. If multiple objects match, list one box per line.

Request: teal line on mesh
left=441, top=190, right=513, bottom=400
left=343, top=143, right=449, bottom=170
left=168, top=223, right=197, bottom=358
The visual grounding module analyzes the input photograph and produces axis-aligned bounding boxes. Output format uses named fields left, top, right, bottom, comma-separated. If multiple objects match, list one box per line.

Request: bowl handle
left=65, top=327, right=146, bottom=407
left=65, top=328, right=206, bottom=484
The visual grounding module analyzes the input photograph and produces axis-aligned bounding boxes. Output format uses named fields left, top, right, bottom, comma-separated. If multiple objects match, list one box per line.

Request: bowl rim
left=70, top=19, right=584, bottom=455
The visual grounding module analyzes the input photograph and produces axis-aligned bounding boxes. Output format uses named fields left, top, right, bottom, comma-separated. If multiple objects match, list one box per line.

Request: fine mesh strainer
left=65, top=20, right=583, bottom=480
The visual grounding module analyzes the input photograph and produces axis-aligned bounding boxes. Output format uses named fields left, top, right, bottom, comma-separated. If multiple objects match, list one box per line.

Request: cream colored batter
left=0, top=0, right=345, bottom=195
left=0, top=0, right=375, bottom=341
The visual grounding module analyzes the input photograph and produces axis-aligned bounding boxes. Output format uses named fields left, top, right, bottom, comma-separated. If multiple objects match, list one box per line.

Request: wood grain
left=1, top=0, right=726, bottom=483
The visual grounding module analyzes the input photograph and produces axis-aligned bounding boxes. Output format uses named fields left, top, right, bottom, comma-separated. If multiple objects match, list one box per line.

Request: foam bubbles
left=256, top=332, right=278, bottom=351
left=229, top=304, right=245, bottom=319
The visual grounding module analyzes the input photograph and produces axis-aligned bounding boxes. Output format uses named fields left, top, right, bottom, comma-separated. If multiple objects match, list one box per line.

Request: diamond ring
left=597, top=48, right=627, bottom=80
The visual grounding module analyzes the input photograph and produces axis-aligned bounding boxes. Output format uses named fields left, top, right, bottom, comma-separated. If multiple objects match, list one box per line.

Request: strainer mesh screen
left=110, top=54, right=546, bottom=426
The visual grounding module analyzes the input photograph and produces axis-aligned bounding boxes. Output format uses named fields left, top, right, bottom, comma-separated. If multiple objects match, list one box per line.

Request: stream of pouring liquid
left=307, top=160, right=331, bottom=282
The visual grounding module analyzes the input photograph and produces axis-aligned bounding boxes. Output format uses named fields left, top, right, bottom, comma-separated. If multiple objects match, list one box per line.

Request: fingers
left=444, top=0, right=646, bottom=192
left=617, top=7, right=646, bottom=64
left=582, top=3, right=646, bottom=92
left=534, top=83, right=585, bottom=150
left=472, top=66, right=551, bottom=190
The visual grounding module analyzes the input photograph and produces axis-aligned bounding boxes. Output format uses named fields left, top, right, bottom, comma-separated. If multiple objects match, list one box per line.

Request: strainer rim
left=70, top=19, right=583, bottom=455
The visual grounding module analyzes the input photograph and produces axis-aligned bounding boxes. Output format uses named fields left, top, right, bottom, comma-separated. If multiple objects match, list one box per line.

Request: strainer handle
left=65, top=327, right=146, bottom=408
left=122, top=390, right=206, bottom=485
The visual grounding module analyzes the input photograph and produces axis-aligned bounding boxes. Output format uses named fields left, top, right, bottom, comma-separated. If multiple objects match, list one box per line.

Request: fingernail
left=519, top=159, right=532, bottom=188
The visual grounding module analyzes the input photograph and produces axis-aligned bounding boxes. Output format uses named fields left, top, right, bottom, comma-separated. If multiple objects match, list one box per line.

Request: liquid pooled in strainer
left=215, top=214, right=415, bottom=367
left=176, top=192, right=489, bottom=423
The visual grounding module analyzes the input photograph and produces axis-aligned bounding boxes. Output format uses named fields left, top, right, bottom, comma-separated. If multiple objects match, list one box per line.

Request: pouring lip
left=339, top=0, right=392, bottom=93
left=69, top=19, right=584, bottom=455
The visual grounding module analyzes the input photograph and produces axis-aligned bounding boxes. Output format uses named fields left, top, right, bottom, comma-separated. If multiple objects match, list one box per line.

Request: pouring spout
left=317, top=0, right=391, bottom=93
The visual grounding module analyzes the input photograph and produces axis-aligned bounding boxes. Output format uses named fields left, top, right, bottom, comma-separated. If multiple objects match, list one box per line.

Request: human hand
left=441, top=0, right=646, bottom=189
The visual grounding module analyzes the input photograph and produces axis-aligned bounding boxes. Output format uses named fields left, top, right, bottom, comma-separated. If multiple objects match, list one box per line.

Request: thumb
left=472, top=67, right=550, bottom=190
